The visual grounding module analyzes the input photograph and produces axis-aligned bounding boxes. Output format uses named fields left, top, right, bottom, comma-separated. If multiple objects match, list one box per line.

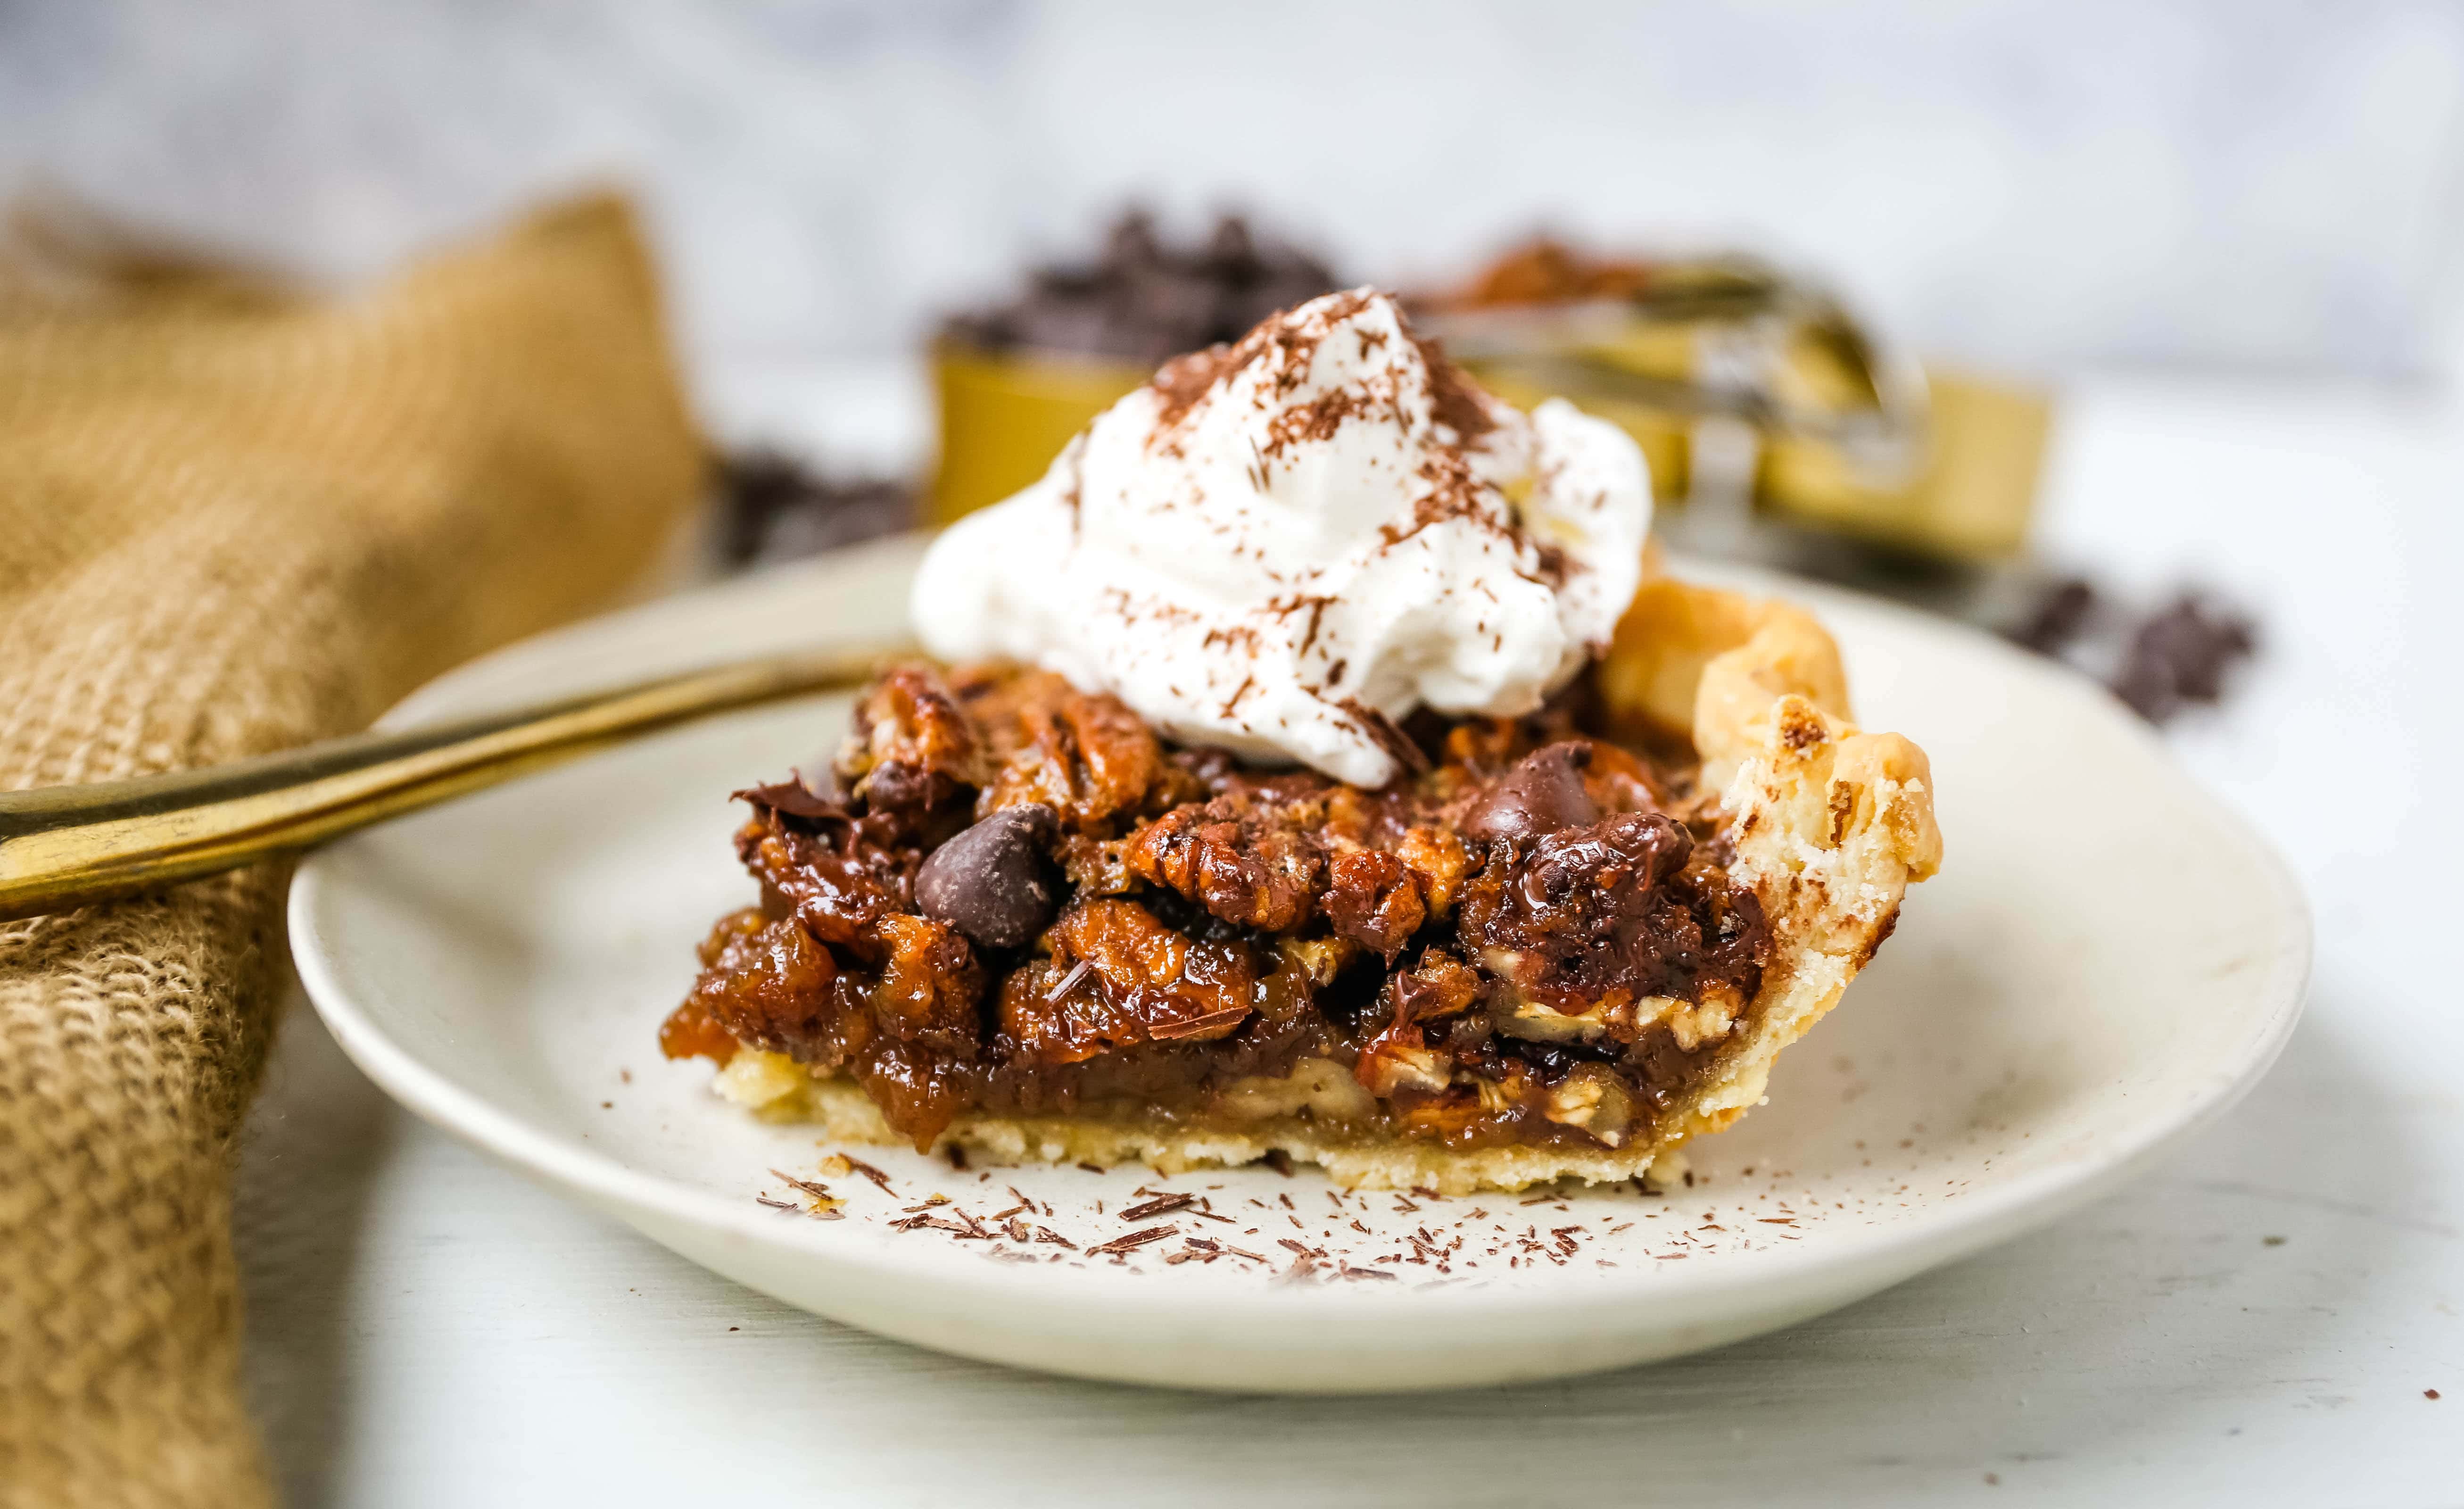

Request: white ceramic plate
left=289, top=534, right=2309, bottom=1393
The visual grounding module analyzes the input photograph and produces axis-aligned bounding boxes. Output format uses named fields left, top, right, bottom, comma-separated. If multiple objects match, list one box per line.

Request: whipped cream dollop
left=910, top=289, right=1652, bottom=786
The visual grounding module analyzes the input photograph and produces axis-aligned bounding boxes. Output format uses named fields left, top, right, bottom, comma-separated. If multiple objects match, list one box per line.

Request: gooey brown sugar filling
left=665, top=663, right=1770, bottom=1152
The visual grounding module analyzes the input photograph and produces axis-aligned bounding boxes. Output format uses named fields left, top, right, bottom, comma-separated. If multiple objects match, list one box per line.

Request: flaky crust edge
left=1601, top=575, right=1943, bottom=1156
left=719, top=571, right=1941, bottom=1194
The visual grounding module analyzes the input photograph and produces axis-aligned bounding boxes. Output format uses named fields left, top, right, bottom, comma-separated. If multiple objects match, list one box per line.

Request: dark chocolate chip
left=1206, top=214, right=1258, bottom=273
left=1462, top=741, right=1600, bottom=846
left=2004, top=576, right=2098, bottom=656
left=2108, top=591, right=2257, bottom=723
left=711, top=449, right=915, bottom=569
left=915, top=804, right=1062, bottom=950
left=939, top=207, right=1344, bottom=361
left=1105, top=210, right=1164, bottom=273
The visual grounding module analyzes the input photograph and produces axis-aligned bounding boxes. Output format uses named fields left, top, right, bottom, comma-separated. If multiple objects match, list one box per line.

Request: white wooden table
left=233, top=369, right=2463, bottom=1506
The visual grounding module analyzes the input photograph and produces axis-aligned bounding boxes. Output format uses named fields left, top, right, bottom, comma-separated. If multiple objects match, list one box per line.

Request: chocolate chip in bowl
left=943, top=208, right=1346, bottom=368
left=928, top=208, right=1349, bottom=525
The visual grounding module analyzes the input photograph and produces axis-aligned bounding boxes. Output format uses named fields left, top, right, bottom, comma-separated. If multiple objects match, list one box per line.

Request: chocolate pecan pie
left=664, top=570, right=1940, bottom=1193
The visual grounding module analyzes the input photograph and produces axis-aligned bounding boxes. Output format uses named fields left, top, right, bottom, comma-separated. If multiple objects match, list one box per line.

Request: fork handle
left=0, top=642, right=910, bottom=921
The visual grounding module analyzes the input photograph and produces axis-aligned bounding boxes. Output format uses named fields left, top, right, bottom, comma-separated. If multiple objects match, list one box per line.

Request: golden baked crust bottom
left=704, top=570, right=1941, bottom=1193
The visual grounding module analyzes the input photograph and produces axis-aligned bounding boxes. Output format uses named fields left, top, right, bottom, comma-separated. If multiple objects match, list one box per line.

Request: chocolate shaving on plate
left=1119, top=1193, right=1199, bottom=1222
left=1086, top=1225, right=1177, bottom=1257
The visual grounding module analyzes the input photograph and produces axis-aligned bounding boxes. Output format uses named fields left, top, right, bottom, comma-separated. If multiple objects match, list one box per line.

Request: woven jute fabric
left=0, top=196, right=704, bottom=1507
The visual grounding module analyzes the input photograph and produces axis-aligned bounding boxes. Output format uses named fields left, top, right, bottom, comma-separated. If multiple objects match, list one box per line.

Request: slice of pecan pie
left=662, top=570, right=1940, bottom=1194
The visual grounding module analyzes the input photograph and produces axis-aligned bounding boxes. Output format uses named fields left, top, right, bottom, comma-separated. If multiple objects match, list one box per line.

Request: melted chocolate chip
left=1461, top=741, right=1599, bottom=846
left=915, top=804, right=1061, bottom=949
left=1515, top=812, right=1692, bottom=912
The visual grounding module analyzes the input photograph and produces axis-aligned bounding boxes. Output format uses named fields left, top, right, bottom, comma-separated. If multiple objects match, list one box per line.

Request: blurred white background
left=8, top=0, right=2464, bottom=391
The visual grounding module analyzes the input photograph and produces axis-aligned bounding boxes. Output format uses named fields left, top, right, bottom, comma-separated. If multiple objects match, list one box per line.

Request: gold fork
left=0, top=641, right=911, bottom=922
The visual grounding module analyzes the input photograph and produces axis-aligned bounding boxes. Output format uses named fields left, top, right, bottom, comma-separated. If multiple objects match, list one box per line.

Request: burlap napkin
left=0, top=195, right=704, bottom=1507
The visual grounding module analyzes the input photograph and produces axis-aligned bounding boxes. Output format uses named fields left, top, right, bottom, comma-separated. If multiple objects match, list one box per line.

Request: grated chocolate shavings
left=1086, top=1225, right=1178, bottom=1258
left=1332, top=696, right=1432, bottom=776
left=892, top=1214, right=985, bottom=1239
left=1120, top=1193, right=1199, bottom=1222
left=829, top=1155, right=895, bottom=1195
left=1406, top=329, right=1499, bottom=446
left=766, top=1169, right=847, bottom=1219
